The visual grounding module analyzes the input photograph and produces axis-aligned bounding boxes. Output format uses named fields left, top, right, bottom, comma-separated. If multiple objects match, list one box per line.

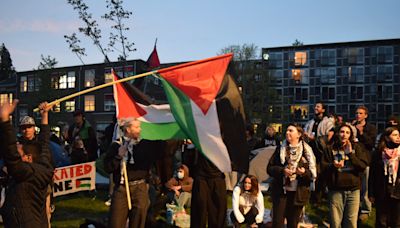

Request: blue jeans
left=360, top=166, right=372, bottom=215
left=328, top=189, right=360, bottom=228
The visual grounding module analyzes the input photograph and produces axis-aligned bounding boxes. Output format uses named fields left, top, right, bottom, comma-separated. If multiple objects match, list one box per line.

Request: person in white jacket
left=231, top=175, right=264, bottom=227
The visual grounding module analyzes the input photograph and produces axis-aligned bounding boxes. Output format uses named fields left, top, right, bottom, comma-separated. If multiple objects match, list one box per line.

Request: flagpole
left=122, top=160, right=132, bottom=210
left=33, top=70, right=157, bottom=112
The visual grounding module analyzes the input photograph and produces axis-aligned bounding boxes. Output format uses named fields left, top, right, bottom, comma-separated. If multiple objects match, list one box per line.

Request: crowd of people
left=0, top=99, right=399, bottom=228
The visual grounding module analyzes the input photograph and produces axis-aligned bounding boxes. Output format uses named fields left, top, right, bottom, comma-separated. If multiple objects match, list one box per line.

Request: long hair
left=240, top=174, right=259, bottom=197
left=377, top=127, right=399, bottom=153
left=332, top=123, right=355, bottom=150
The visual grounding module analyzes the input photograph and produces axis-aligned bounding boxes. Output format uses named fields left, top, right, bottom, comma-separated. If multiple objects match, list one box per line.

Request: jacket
left=321, top=142, right=368, bottom=191
left=232, top=185, right=264, bottom=224
left=68, top=120, right=98, bottom=161
left=267, top=142, right=315, bottom=206
left=165, top=164, right=193, bottom=193
left=0, top=121, right=54, bottom=228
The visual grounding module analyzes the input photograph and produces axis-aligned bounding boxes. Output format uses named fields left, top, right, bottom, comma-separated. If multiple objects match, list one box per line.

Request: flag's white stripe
left=136, top=103, right=176, bottom=123
left=191, top=100, right=231, bottom=172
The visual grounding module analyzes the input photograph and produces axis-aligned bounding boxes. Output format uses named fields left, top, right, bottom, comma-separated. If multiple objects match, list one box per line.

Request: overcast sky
left=1, top=0, right=400, bottom=71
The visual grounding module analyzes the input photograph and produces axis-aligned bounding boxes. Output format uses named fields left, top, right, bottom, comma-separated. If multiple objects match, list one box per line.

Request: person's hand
left=283, top=168, right=293, bottom=177
left=38, top=102, right=53, bottom=115
left=343, top=140, right=353, bottom=154
left=0, top=99, right=18, bottom=121
left=296, top=167, right=306, bottom=176
left=118, top=145, right=128, bottom=157
left=333, top=160, right=344, bottom=168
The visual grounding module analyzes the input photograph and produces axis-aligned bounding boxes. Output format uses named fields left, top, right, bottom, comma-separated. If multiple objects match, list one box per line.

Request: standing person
left=104, top=117, right=165, bottom=228
left=230, top=175, right=264, bottom=228
left=68, top=110, right=98, bottom=162
left=267, top=123, right=317, bottom=228
left=0, top=100, right=54, bottom=228
left=351, top=105, right=377, bottom=221
left=165, top=164, right=193, bottom=208
left=190, top=152, right=227, bottom=228
left=369, top=127, right=400, bottom=227
left=321, top=123, right=369, bottom=228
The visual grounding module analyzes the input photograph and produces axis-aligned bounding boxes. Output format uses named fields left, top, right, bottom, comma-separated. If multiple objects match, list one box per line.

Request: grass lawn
left=0, top=187, right=376, bottom=227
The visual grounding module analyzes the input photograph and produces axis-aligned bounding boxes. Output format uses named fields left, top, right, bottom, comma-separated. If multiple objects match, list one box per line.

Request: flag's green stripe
left=159, top=77, right=201, bottom=150
left=140, top=121, right=187, bottom=140
left=78, top=184, right=91, bottom=188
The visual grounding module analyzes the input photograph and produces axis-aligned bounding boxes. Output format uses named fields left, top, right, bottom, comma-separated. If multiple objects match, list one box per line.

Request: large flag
left=112, top=70, right=186, bottom=140
left=157, top=54, right=249, bottom=173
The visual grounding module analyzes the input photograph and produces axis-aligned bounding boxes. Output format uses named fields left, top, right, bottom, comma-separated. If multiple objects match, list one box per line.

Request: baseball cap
left=19, top=116, right=36, bottom=127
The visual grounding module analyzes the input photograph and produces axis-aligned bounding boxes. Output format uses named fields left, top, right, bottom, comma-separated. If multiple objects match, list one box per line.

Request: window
left=51, top=74, right=59, bottom=89
left=35, top=77, right=41, bottom=91
left=104, top=94, right=115, bottom=111
left=67, top=71, right=76, bottom=88
left=346, top=47, right=364, bottom=64
left=294, top=88, right=308, bottom=101
left=349, top=86, right=363, bottom=100
left=19, top=105, right=28, bottom=120
left=291, top=69, right=309, bottom=84
left=104, top=68, right=113, bottom=83
left=293, top=51, right=308, bottom=66
left=254, top=74, right=262, bottom=81
left=84, top=69, right=95, bottom=87
left=377, top=65, right=392, bottom=81
left=28, top=76, right=35, bottom=92
left=65, top=100, right=75, bottom=112
left=377, top=85, right=393, bottom=100
left=321, top=49, right=336, bottom=66
left=0, top=93, right=12, bottom=106
left=268, top=70, right=283, bottom=84
left=84, top=95, right=95, bottom=112
left=266, top=52, right=283, bottom=68
left=291, top=105, right=308, bottom=120
left=320, top=67, right=336, bottom=84
left=321, top=87, right=335, bottom=100
left=377, top=46, right=393, bottom=63
left=347, top=66, right=364, bottom=83
left=377, top=104, right=392, bottom=120
left=20, top=76, right=28, bottom=92
left=53, top=103, right=61, bottom=112
left=59, top=75, right=67, bottom=89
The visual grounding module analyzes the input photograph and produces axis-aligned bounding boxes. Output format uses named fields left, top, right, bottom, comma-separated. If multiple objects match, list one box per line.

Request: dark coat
left=68, top=120, right=98, bottom=162
left=267, top=145, right=313, bottom=206
left=0, top=121, right=54, bottom=228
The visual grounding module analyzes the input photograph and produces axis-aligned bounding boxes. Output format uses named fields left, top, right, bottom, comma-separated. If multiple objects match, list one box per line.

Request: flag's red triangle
left=112, top=70, right=147, bottom=119
left=158, top=54, right=232, bottom=114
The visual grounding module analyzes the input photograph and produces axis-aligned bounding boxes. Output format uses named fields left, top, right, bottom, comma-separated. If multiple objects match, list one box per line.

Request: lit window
left=65, top=100, right=75, bottom=112
left=84, top=69, right=95, bottom=87
left=290, top=105, right=309, bottom=120
left=84, top=95, right=95, bottom=112
left=294, top=51, right=307, bottom=66
left=0, top=94, right=9, bottom=106
left=104, top=94, right=115, bottom=111
left=20, top=76, right=28, bottom=92
left=291, top=69, right=309, bottom=84
left=104, top=72, right=113, bottom=83
left=51, top=76, right=59, bottom=89
left=67, top=71, right=76, bottom=88
left=53, top=103, right=61, bottom=112
left=59, top=75, right=67, bottom=89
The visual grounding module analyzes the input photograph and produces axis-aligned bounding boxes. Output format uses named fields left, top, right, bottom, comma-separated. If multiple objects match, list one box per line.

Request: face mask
left=177, top=171, right=184, bottom=179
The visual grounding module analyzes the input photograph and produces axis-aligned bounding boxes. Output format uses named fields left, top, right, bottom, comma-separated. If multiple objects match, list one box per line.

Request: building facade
left=259, top=39, right=400, bottom=131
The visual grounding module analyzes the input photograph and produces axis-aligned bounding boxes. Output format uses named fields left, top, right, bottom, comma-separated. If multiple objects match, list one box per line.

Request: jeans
left=328, top=189, right=360, bottom=228
left=360, top=166, right=372, bottom=215
left=108, top=183, right=149, bottom=228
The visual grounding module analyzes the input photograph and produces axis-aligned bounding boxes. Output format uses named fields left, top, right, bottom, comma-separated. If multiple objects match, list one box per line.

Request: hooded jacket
left=0, top=121, right=54, bottom=228
left=165, top=164, right=193, bottom=193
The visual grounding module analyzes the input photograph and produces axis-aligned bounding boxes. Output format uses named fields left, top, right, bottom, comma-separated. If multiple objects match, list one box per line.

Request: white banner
left=53, top=161, right=96, bottom=197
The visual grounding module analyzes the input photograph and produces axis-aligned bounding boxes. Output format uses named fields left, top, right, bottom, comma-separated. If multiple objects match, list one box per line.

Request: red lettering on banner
left=76, top=165, right=83, bottom=176
left=60, top=168, right=68, bottom=179
left=84, top=164, right=92, bottom=175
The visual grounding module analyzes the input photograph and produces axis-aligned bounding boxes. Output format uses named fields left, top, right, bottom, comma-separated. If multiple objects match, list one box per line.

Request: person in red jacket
left=165, top=164, right=193, bottom=208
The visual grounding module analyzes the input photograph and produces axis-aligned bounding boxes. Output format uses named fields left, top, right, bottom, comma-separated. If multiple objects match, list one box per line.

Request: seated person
left=231, top=175, right=264, bottom=228
left=165, top=164, right=193, bottom=208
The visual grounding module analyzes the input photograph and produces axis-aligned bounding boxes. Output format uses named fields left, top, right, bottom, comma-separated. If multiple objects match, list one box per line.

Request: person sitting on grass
left=231, top=174, right=264, bottom=228
left=165, top=164, right=193, bottom=209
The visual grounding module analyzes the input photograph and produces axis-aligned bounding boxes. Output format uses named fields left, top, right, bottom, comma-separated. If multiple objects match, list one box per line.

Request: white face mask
left=177, top=171, right=184, bottom=179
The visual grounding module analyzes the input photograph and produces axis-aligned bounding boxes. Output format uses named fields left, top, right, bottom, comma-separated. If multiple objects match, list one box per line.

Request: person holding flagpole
left=104, top=117, right=165, bottom=228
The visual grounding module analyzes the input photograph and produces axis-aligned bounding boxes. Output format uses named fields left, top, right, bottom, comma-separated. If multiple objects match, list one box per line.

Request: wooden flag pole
left=33, top=70, right=157, bottom=112
left=121, top=160, right=132, bottom=210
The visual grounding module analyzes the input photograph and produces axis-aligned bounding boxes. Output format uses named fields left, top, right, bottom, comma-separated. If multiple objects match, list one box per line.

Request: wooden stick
left=33, top=70, right=157, bottom=112
left=122, top=160, right=132, bottom=210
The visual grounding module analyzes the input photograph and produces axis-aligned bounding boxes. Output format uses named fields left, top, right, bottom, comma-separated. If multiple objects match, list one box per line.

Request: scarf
left=382, top=146, right=400, bottom=185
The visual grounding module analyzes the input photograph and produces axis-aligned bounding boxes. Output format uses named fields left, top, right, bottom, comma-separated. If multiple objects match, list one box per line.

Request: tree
left=37, top=54, right=58, bottom=70
left=292, top=39, right=304, bottom=46
left=0, top=43, right=15, bottom=81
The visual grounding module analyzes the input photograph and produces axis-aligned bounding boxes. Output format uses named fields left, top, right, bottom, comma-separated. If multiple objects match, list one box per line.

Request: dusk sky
left=1, top=0, right=400, bottom=71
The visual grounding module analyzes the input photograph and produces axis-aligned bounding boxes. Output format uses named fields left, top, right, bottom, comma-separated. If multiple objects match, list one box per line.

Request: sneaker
left=105, top=198, right=111, bottom=206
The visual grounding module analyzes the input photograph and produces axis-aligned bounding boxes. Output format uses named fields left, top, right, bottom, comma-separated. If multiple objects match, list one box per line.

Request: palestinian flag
left=112, top=71, right=186, bottom=140
left=75, top=177, right=92, bottom=189
left=157, top=54, right=249, bottom=173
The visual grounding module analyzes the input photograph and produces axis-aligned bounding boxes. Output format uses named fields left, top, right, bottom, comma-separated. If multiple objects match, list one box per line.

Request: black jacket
left=267, top=145, right=313, bottom=206
left=369, top=148, right=400, bottom=200
left=104, top=139, right=165, bottom=189
left=0, top=121, right=54, bottom=228
left=321, top=142, right=368, bottom=191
